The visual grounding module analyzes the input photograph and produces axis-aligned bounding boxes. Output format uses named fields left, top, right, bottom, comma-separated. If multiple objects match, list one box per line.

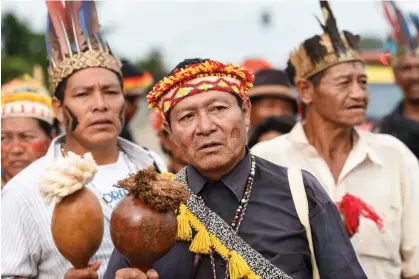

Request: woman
left=1, top=74, right=57, bottom=188
left=248, top=115, right=296, bottom=149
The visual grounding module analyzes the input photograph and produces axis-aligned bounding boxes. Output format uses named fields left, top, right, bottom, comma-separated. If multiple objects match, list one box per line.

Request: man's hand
left=63, top=260, right=101, bottom=279
left=115, top=268, right=159, bottom=279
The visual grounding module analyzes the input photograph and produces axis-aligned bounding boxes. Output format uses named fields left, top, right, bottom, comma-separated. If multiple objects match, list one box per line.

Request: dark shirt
left=119, top=125, right=135, bottom=143
left=376, top=101, right=419, bottom=160
left=104, top=154, right=366, bottom=279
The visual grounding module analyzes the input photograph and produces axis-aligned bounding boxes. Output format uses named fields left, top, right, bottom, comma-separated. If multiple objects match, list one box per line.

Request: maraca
left=110, top=167, right=189, bottom=272
left=39, top=152, right=104, bottom=268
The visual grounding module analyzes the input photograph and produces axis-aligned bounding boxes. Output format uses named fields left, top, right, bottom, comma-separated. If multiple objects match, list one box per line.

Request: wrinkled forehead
left=324, top=61, right=366, bottom=79
left=172, top=90, right=239, bottom=113
left=159, top=76, right=243, bottom=110
left=66, top=67, right=121, bottom=91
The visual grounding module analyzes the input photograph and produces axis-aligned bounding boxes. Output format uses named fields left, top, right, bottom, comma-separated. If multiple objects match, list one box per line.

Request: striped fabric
left=1, top=135, right=167, bottom=279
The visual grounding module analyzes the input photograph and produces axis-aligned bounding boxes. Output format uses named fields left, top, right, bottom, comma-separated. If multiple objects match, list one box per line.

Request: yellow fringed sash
left=176, top=203, right=261, bottom=279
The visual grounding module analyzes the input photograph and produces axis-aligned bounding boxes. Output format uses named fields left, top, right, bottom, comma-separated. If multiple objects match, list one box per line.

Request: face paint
left=231, top=127, right=241, bottom=139
left=64, top=106, right=79, bottom=132
left=29, top=139, right=51, bottom=158
left=1, top=139, right=50, bottom=181
left=1, top=144, right=10, bottom=167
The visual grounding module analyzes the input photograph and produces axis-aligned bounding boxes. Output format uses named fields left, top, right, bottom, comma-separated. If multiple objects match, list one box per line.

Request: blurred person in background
left=252, top=2, right=419, bottom=279
left=247, top=69, right=297, bottom=137
left=242, top=57, right=272, bottom=74
left=150, top=110, right=188, bottom=173
left=120, top=59, right=154, bottom=144
left=1, top=74, right=57, bottom=189
left=375, top=4, right=419, bottom=160
left=247, top=115, right=296, bottom=149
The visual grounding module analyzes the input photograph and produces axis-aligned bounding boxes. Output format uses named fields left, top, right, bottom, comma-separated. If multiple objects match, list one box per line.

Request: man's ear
left=295, top=80, right=314, bottom=106
left=162, top=119, right=172, bottom=138
left=242, top=98, right=252, bottom=128
left=162, top=119, right=181, bottom=148
left=52, top=97, right=64, bottom=125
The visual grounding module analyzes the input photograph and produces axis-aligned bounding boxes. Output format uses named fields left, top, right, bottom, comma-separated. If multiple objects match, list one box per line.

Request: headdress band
left=147, top=59, right=254, bottom=118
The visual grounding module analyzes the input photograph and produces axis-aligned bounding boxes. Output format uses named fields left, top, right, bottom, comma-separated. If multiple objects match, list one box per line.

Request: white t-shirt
left=90, top=151, right=131, bottom=208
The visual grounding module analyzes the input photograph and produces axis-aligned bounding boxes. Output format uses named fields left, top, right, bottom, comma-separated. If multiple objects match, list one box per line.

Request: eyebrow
left=1, top=130, right=36, bottom=135
left=71, top=82, right=120, bottom=92
left=180, top=96, right=230, bottom=111
left=334, top=73, right=367, bottom=81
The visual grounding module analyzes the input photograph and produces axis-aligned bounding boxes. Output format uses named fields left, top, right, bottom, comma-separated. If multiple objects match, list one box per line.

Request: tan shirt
left=251, top=122, right=419, bottom=279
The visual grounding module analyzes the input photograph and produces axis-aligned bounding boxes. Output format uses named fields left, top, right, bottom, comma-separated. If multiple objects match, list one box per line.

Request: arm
left=400, top=148, right=419, bottom=279
left=1, top=188, right=40, bottom=278
left=302, top=171, right=367, bottom=279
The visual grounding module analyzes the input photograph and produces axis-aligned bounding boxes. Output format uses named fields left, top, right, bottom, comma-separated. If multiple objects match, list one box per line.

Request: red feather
left=382, top=1, right=401, bottom=41
left=46, top=0, right=71, bottom=56
left=338, top=194, right=383, bottom=237
left=66, top=1, right=85, bottom=51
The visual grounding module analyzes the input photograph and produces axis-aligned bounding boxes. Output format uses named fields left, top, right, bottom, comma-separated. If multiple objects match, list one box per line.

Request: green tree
left=359, top=36, right=384, bottom=50
left=136, top=49, right=168, bottom=82
left=1, top=12, right=49, bottom=85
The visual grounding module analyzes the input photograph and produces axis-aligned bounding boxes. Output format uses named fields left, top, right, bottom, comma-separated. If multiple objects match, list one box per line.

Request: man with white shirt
left=1, top=1, right=166, bottom=279
left=252, top=2, right=419, bottom=279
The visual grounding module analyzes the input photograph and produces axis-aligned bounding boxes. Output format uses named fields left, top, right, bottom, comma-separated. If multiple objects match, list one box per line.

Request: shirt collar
left=288, top=121, right=382, bottom=166
left=187, top=150, right=251, bottom=201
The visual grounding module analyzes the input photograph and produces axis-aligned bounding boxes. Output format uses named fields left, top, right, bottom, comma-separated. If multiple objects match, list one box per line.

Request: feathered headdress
left=381, top=1, right=419, bottom=65
left=287, top=1, right=363, bottom=84
left=45, top=0, right=122, bottom=94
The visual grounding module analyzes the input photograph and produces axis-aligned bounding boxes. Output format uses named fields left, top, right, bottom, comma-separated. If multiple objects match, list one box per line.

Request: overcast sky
left=2, top=0, right=419, bottom=70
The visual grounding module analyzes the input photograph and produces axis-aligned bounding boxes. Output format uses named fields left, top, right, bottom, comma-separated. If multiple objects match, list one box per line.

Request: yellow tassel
left=189, top=228, right=211, bottom=254
left=176, top=205, right=192, bottom=241
left=182, top=205, right=258, bottom=278
left=228, top=251, right=251, bottom=279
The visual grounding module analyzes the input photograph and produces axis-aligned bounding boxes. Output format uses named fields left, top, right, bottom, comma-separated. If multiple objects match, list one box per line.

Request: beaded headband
left=45, top=1, right=122, bottom=94
left=288, top=1, right=363, bottom=84
left=1, top=75, right=54, bottom=124
left=147, top=59, right=254, bottom=118
left=381, top=2, right=419, bottom=66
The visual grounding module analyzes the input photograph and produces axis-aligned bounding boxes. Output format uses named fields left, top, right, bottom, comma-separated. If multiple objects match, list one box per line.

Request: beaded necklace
left=204, top=154, right=256, bottom=279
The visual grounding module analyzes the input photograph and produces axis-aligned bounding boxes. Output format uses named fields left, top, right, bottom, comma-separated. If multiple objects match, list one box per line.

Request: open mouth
left=90, top=120, right=113, bottom=126
left=199, top=142, right=222, bottom=151
left=348, top=105, right=365, bottom=110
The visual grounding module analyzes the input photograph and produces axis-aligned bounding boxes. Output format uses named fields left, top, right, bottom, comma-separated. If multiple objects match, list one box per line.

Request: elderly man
left=103, top=58, right=367, bottom=279
left=1, top=1, right=166, bottom=279
left=252, top=2, right=419, bottom=279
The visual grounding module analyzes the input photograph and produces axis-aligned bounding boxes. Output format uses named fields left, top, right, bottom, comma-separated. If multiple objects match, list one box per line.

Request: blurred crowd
left=1, top=1, right=419, bottom=279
